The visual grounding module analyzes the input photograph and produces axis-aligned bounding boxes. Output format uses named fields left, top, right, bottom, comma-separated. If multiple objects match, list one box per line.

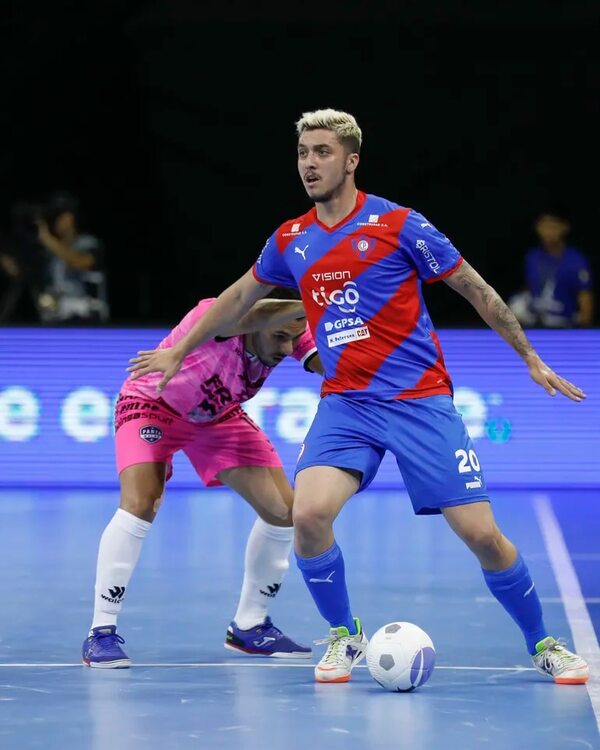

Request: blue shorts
left=295, top=394, right=489, bottom=515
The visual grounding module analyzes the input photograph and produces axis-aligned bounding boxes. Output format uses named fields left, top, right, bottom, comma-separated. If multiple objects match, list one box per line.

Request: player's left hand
left=527, top=357, right=586, bottom=402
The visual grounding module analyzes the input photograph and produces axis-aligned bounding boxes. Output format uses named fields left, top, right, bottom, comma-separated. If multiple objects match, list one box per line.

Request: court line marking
left=0, top=662, right=535, bottom=671
left=534, top=493, right=600, bottom=733
left=476, top=597, right=600, bottom=604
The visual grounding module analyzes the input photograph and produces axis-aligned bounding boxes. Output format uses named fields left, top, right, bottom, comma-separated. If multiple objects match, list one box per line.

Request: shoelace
left=253, top=619, right=283, bottom=639
left=544, top=638, right=580, bottom=665
left=91, top=632, right=125, bottom=646
left=313, top=632, right=351, bottom=663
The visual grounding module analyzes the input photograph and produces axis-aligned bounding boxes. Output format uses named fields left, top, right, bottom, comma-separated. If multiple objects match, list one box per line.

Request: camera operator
left=35, top=190, right=109, bottom=324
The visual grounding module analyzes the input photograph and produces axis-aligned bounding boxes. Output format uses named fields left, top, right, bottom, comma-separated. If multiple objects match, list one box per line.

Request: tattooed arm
left=444, top=260, right=586, bottom=402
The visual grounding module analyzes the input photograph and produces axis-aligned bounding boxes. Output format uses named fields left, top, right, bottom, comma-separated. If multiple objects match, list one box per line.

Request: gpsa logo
left=311, top=281, right=360, bottom=313
left=324, top=316, right=364, bottom=332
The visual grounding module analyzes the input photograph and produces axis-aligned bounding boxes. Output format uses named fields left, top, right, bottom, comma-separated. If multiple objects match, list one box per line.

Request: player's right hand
left=127, top=347, right=183, bottom=391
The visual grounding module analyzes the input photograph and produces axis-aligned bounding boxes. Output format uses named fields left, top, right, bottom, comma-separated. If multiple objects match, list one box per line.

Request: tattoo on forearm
left=450, top=262, right=535, bottom=360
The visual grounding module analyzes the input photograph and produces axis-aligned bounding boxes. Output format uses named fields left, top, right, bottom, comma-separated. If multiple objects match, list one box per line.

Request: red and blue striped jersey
left=253, top=191, right=463, bottom=400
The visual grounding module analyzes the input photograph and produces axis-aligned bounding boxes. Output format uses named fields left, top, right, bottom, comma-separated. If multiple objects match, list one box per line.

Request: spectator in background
left=0, top=233, right=23, bottom=322
left=509, top=207, right=594, bottom=328
left=34, top=190, right=110, bottom=324
left=0, top=219, right=45, bottom=324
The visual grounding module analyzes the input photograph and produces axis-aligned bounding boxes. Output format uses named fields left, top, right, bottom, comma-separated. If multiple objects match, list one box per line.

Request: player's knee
left=119, top=493, right=159, bottom=522
left=292, top=503, right=334, bottom=539
left=461, top=523, right=502, bottom=556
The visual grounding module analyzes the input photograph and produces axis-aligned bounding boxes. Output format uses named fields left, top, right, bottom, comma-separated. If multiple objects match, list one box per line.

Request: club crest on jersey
left=351, top=236, right=375, bottom=258
left=139, top=425, right=163, bottom=444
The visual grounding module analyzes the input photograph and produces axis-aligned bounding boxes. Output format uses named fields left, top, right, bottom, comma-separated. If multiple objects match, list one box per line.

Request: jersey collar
left=310, top=190, right=367, bottom=232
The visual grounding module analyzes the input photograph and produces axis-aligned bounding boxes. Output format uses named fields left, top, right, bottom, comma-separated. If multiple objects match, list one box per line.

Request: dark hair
left=535, top=203, right=571, bottom=224
left=45, top=190, right=80, bottom=227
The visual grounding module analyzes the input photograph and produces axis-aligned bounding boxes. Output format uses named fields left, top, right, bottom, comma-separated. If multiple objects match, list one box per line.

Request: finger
left=136, top=350, right=157, bottom=356
left=126, top=361, right=148, bottom=372
left=128, top=364, right=153, bottom=378
left=547, top=373, right=585, bottom=401
left=540, top=376, right=556, bottom=396
left=555, top=379, right=584, bottom=401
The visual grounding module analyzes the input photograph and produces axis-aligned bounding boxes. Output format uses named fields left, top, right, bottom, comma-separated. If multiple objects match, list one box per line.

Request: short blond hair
left=295, top=108, right=362, bottom=153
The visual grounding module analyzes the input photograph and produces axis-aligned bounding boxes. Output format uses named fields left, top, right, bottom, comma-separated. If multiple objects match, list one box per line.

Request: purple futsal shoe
left=82, top=625, right=131, bottom=668
left=225, top=616, right=312, bottom=658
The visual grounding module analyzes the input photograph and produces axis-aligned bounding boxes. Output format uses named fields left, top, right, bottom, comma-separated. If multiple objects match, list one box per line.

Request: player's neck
left=314, top=187, right=359, bottom=228
left=543, top=241, right=566, bottom=257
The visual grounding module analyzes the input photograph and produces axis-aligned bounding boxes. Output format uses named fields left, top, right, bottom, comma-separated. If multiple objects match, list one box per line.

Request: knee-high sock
left=482, top=552, right=548, bottom=654
left=232, top=518, right=293, bottom=630
left=90, top=508, right=151, bottom=631
left=296, top=542, right=355, bottom=633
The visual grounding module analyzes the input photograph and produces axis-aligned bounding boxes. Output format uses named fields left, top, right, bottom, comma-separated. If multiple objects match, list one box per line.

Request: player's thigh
left=183, top=405, right=282, bottom=489
left=218, top=465, right=293, bottom=526
left=119, top=462, right=168, bottom=521
left=295, top=393, right=386, bottom=497
left=114, top=392, right=197, bottom=519
left=441, top=500, right=501, bottom=547
left=389, top=395, right=489, bottom=515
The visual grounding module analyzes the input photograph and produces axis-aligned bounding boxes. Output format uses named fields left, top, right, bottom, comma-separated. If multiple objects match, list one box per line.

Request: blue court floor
left=0, top=487, right=598, bottom=750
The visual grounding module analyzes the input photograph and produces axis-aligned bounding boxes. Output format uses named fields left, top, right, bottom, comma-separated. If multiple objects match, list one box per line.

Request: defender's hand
left=127, top=347, right=183, bottom=391
left=527, top=357, right=586, bottom=402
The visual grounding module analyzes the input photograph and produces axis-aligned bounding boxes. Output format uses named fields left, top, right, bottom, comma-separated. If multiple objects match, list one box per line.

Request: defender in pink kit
left=83, top=293, right=322, bottom=668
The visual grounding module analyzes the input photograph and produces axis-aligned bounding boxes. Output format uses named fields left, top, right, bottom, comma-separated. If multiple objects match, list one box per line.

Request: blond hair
left=295, top=108, right=362, bottom=153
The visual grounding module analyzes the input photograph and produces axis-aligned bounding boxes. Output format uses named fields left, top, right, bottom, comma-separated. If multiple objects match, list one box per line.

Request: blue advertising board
left=0, top=328, right=598, bottom=488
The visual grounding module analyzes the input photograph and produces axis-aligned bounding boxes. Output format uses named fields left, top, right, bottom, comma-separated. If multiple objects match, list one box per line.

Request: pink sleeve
left=291, top=326, right=318, bottom=367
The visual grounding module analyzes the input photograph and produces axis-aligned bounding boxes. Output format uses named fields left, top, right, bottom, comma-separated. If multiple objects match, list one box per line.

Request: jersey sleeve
left=252, top=231, right=297, bottom=288
left=291, top=326, right=318, bottom=368
left=574, top=253, right=593, bottom=291
left=399, top=210, right=463, bottom=283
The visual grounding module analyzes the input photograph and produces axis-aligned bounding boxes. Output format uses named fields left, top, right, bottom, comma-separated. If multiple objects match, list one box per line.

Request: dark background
left=2, top=0, right=598, bottom=326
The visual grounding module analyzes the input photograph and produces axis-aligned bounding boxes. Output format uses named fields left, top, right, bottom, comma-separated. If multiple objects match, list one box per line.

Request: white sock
left=232, top=518, right=293, bottom=630
left=90, top=508, right=152, bottom=631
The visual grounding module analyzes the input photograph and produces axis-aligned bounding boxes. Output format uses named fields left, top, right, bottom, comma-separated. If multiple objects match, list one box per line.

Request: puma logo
left=308, top=570, right=335, bottom=584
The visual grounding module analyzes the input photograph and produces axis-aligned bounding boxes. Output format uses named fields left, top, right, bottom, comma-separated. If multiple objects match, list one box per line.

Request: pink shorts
left=114, top=392, right=281, bottom=486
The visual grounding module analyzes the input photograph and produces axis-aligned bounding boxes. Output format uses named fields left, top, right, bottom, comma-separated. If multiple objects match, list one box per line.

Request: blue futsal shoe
left=225, top=616, right=312, bottom=658
left=82, top=625, right=131, bottom=668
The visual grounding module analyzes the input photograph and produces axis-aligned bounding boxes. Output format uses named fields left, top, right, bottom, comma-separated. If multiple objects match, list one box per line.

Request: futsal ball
left=366, top=622, right=436, bottom=692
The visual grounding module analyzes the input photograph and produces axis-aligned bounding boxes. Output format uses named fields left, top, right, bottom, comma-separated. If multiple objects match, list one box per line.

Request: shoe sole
left=315, top=672, right=352, bottom=683
left=314, top=647, right=367, bottom=683
left=224, top=642, right=312, bottom=659
left=83, top=658, right=131, bottom=669
left=555, top=675, right=589, bottom=684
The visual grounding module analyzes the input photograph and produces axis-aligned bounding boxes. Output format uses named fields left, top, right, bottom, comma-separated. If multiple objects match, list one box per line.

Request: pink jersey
left=122, top=298, right=317, bottom=423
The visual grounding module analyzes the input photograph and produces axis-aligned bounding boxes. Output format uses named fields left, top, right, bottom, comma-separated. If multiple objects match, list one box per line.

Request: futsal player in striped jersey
left=129, top=109, right=589, bottom=686
left=83, top=291, right=322, bottom=667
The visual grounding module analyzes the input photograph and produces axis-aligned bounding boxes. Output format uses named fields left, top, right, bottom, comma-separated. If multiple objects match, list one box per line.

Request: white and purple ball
left=366, top=622, right=436, bottom=692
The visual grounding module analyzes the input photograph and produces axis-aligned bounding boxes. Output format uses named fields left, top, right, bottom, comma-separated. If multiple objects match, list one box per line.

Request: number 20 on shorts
left=455, top=448, right=481, bottom=474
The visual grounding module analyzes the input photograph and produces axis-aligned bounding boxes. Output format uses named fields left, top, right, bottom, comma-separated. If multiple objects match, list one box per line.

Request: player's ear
left=346, top=152, right=359, bottom=175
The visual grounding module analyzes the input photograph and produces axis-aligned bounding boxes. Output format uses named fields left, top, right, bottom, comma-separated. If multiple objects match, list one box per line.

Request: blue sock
left=482, top=552, right=548, bottom=655
left=295, top=542, right=356, bottom=633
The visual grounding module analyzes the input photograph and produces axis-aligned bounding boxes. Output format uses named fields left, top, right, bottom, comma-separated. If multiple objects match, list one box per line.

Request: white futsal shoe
left=314, top=617, right=368, bottom=683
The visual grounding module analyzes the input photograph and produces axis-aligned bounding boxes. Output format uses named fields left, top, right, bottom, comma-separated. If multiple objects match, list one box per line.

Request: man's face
left=535, top=214, right=569, bottom=246
left=297, top=129, right=358, bottom=203
left=249, top=319, right=307, bottom=367
left=52, top=211, right=76, bottom=239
